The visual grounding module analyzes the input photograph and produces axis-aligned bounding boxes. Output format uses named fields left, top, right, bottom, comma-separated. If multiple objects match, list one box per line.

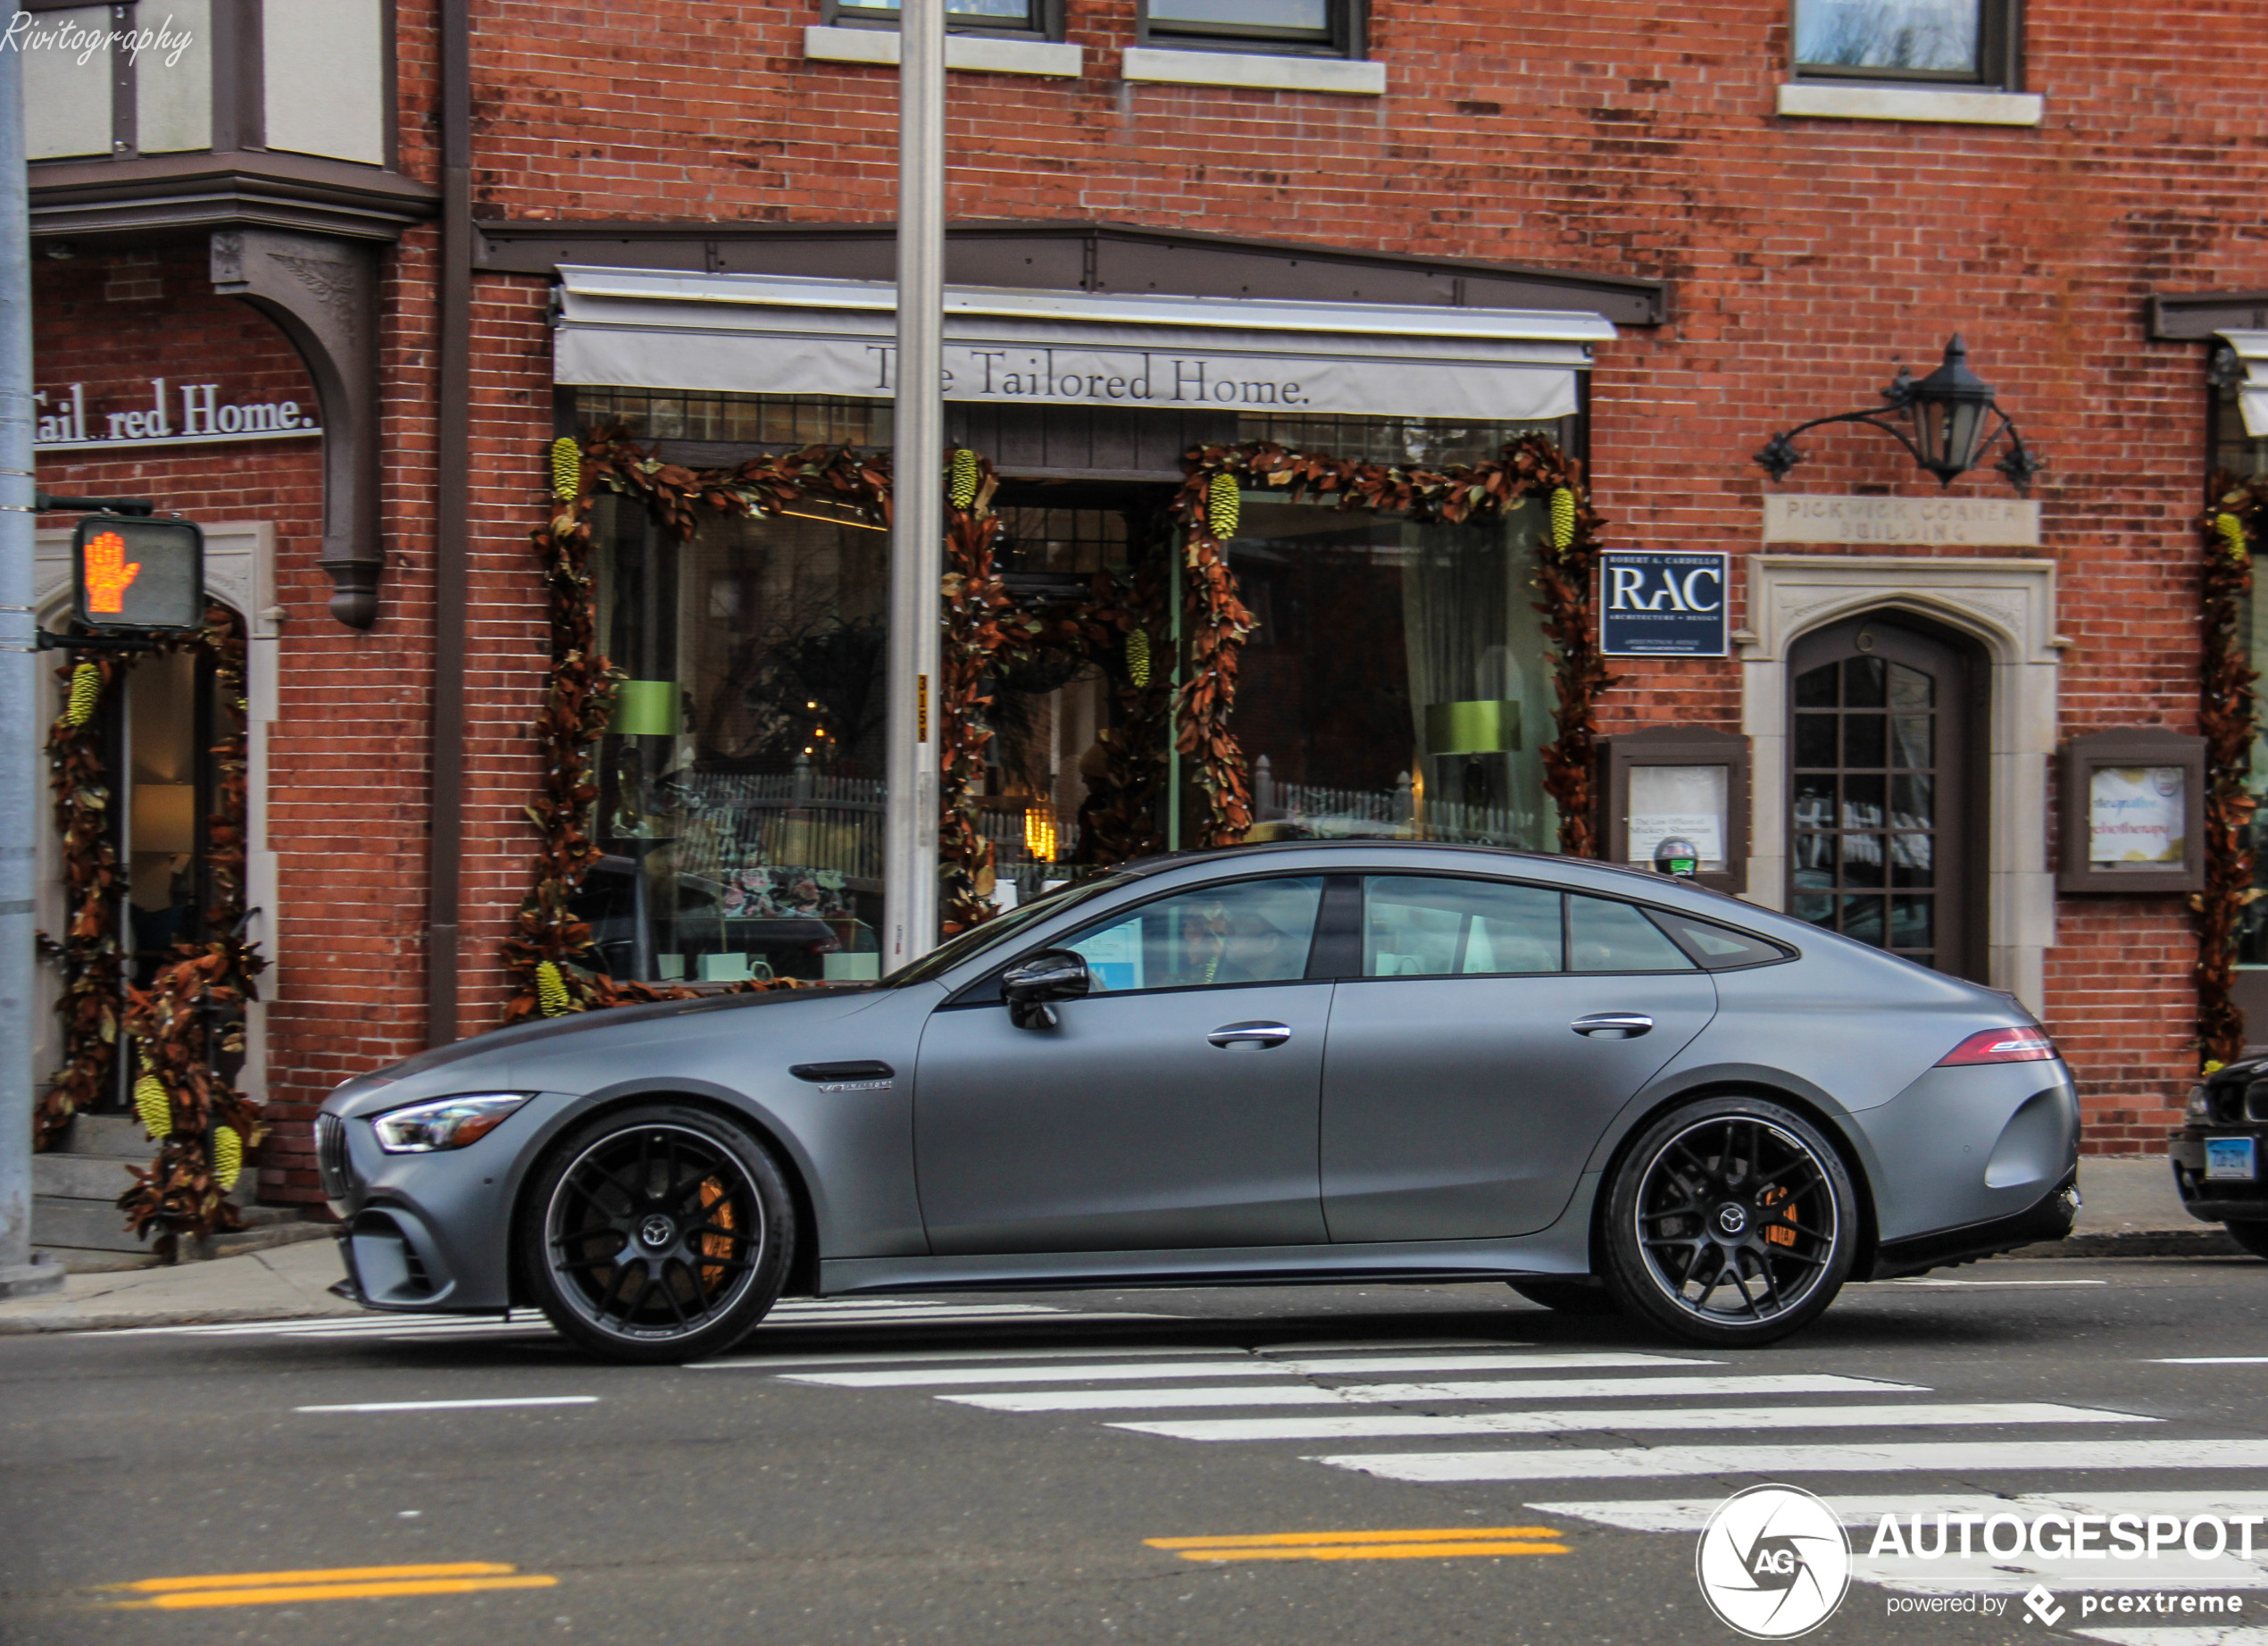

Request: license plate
left=2205, top=1137, right=2258, bottom=1181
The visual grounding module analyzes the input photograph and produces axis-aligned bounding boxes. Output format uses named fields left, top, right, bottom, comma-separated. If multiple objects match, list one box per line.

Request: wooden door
left=1788, top=614, right=1984, bottom=980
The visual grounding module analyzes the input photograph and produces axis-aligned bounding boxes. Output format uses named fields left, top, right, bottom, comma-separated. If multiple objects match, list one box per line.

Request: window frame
left=1137, top=0, right=1367, bottom=60
left=1787, top=0, right=2022, bottom=91
left=823, top=0, right=1065, bottom=43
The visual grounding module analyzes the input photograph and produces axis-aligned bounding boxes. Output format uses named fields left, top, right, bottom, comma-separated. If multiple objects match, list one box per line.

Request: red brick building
left=21, top=0, right=2268, bottom=1257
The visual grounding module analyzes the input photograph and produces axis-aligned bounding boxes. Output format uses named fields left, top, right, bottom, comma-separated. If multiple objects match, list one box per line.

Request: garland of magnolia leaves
left=40, top=606, right=269, bottom=1255
left=504, top=429, right=891, bottom=1021
left=2199, top=483, right=2266, bottom=1069
left=1172, top=436, right=1612, bottom=854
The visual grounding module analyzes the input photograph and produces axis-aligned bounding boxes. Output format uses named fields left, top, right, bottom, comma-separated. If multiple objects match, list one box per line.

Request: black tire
left=2225, top=1221, right=2268, bottom=1260
left=1507, top=1280, right=1622, bottom=1317
left=1599, top=1095, right=1858, bottom=1349
left=519, top=1102, right=795, bottom=1365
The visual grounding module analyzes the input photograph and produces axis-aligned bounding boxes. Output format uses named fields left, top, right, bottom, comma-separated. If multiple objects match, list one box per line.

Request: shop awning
left=553, top=266, right=1614, bottom=423
left=2218, top=330, right=2268, bottom=438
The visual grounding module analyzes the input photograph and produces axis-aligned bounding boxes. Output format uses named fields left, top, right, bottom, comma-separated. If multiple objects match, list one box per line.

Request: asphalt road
left=4, top=1256, right=2268, bottom=1646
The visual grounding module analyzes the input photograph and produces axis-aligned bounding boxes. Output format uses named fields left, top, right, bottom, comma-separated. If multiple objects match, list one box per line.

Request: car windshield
left=880, top=874, right=1133, bottom=988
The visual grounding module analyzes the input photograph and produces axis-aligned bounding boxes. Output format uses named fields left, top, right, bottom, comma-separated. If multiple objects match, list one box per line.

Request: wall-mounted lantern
left=1754, top=337, right=2045, bottom=495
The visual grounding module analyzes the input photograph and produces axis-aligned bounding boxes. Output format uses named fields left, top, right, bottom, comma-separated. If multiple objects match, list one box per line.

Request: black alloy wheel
left=1600, top=1096, right=1857, bottom=1348
left=1505, top=1280, right=1622, bottom=1317
left=521, top=1102, right=794, bottom=1364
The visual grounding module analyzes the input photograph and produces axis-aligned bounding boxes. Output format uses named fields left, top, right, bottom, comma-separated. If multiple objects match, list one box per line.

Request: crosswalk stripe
left=1110, top=1401, right=2148, bottom=1442
left=945, top=1373, right=1915, bottom=1414
left=783, top=1351, right=1705, bottom=1389
left=696, top=1346, right=1240, bottom=1371
left=95, top=1299, right=1130, bottom=1341
left=2076, top=1631, right=2268, bottom=1644
left=1313, top=1439, right=2268, bottom=1484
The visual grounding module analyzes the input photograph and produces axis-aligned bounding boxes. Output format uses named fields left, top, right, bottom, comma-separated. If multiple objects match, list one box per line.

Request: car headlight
left=2186, top=1085, right=2214, bottom=1123
left=371, top=1093, right=529, bottom=1154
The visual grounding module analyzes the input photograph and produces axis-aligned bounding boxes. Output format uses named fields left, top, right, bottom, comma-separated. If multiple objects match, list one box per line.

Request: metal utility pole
left=882, top=0, right=945, bottom=971
left=0, top=45, right=63, bottom=1298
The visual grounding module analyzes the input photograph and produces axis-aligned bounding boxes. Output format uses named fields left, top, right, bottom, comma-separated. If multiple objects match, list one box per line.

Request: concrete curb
left=0, top=1301, right=367, bottom=1336
left=2005, top=1229, right=2248, bottom=1259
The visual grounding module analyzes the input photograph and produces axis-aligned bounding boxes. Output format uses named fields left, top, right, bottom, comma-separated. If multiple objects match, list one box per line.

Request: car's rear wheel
left=521, top=1102, right=794, bottom=1364
left=1600, top=1096, right=1857, bottom=1349
left=2225, top=1221, right=2268, bottom=1260
left=1506, top=1281, right=1622, bottom=1316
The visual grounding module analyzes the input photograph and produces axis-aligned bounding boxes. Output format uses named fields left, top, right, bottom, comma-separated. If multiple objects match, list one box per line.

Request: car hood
left=324, top=984, right=891, bottom=1116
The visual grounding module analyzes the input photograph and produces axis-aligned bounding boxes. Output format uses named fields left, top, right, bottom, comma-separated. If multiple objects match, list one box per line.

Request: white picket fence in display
left=1252, top=755, right=1541, bottom=848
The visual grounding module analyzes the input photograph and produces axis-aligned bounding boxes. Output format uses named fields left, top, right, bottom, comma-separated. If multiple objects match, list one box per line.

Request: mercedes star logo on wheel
left=1717, top=1204, right=1749, bottom=1238
left=639, top=1215, right=675, bottom=1249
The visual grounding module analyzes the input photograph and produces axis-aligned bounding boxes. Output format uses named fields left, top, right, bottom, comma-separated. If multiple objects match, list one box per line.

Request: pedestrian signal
left=71, top=514, right=204, bottom=632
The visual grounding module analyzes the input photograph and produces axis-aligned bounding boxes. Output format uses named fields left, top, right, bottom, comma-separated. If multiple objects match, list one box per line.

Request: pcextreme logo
left=1696, top=1484, right=1852, bottom=1639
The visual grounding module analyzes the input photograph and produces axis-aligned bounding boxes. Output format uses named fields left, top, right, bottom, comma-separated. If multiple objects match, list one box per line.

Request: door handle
left=1208, top=1021, right=1292, bottom=1049
left=1571, top=1012, right=1654, bottom=1039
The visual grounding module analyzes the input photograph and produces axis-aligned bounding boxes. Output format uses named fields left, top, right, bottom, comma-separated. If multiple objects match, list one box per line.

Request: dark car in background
left=2172, top=1062, right=2268, bottom=1257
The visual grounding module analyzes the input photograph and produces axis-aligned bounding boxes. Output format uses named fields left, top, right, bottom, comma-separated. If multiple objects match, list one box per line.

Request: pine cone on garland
left=134, top=1069, right=171, bottom=1140
left=1549, top=488, right=1578, bottom=554
left=1125, top=627, right=1152, bottom=689
left=65, top=662, right=101, bottom=728
left=211, top=1125, right=244, bottom=1192
left=2217, top=512, right=2250, bottom=565
left=550, top=436, right=582, bottom=503
left=949, top=448, right=980, bottom=512
left=1206, top=472, right=1240, bottom=539
left=537, top=960, right=572, bottom=1017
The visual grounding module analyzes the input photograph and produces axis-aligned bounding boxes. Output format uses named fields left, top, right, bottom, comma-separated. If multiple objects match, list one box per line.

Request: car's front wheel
left=1599, top=1096, right=1858, bottom=1349
left=520, top=1102, right=794, bottom=1364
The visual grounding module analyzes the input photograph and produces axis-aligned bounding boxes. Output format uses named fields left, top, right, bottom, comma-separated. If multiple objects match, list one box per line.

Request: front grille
left=315, top=1113, right=353, bottom=1199
left=2247, top=1080, right=2268, bottom=1124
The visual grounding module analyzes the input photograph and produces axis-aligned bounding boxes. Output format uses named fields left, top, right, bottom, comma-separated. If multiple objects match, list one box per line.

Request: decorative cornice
left=29, top=152, right=438, bottom=244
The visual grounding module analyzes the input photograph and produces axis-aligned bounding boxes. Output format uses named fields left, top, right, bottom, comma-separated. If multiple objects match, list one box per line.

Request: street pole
left=0, top=44, right=63, bottom=1298
left=882, top=0, right=945, bottom=972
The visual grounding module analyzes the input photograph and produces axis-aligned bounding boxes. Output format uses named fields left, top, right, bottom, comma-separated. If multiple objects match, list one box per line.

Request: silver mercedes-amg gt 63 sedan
left=316, top=841, right=2080, bottom=1363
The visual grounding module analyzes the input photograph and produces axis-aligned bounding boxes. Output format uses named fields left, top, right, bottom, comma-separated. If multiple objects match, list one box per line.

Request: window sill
left=803, top=25, right=1083, bottom=77
left=1121, top=46, right=1384, bottom=96
left=1776, top=83, right=2043, bottom=126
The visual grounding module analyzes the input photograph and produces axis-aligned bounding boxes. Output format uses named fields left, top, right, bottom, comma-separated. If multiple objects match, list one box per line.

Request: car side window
left=1569, top=895, right=1698, bottom=973
left=1060, top=876, right=1326, bottom=993
left=1649, top=910, right=1789, bottom=969
left=1362, top=875, right=1563, bottom=977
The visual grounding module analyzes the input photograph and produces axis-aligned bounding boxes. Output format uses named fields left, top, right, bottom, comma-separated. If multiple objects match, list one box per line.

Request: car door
left=1320, top=874, right=1718, bottom=1242
left=914, top=873, right=1332, bottom=1255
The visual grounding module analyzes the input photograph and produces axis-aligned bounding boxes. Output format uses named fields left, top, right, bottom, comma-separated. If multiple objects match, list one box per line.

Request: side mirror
left=1000, top=949, right=1090, bottom=1030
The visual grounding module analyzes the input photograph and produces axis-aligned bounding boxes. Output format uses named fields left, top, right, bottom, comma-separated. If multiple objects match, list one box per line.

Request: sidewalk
left=2022, top=1154, right=2242, bottom=1259
left=0, top=1157, right=2248, bottom=1337
left=0, top=1235, right=364, bottom=1335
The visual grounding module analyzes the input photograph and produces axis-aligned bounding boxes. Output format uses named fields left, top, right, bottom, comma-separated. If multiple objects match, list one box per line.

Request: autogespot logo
left=1697, top=1484, right=1852, bottom=1639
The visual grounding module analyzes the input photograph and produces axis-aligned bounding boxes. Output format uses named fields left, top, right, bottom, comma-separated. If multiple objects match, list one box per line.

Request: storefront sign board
left=34, top=378, right=321, bottom=452
left=1761, top=494, right=2041, bottom=547
left=1598, top=550, right=1729, bottom=656
left=553, top=267, right=1611, bottom=424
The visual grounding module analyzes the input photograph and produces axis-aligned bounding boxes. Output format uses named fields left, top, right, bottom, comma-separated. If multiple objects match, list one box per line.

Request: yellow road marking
left=1147, top=1526, right=1562, bottom=1549
left=121, top=1575, right=557, bottom=1609
left=114, top=1562, right=518, bottom=1592
left=104, top=1562, right=556, bottom=1610
left=1169, top=1541, right=1569, bottom=1562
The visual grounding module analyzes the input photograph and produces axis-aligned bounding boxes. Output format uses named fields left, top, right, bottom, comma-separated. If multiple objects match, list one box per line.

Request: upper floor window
left=1141, top=0, right=1364, bottom=57
left=1791, top=0, right=2018, bottom=88
left=827, top=0, right=1060, bottom=38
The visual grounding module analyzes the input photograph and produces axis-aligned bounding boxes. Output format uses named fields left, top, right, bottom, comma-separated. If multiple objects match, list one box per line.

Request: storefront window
left=1227, top=492, right=1557, bottom=852
left=579, top=494, right=890, bottom=983
left=565, top=394, right=1572, bottom=971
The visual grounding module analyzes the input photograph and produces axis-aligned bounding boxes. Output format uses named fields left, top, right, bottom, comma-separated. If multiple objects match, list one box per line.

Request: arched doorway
left=1788, top=612, right=1987, bottom=981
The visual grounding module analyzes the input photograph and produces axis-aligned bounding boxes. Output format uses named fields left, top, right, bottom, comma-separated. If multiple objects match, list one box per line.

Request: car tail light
left=1936, top=1025, right=2058, bottom=1066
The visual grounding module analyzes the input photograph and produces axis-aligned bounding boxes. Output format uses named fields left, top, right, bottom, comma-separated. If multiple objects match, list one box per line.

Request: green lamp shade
left=1423, top=699, right=1521, bottom=756
left=612, top=679, right=682, bottom=737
